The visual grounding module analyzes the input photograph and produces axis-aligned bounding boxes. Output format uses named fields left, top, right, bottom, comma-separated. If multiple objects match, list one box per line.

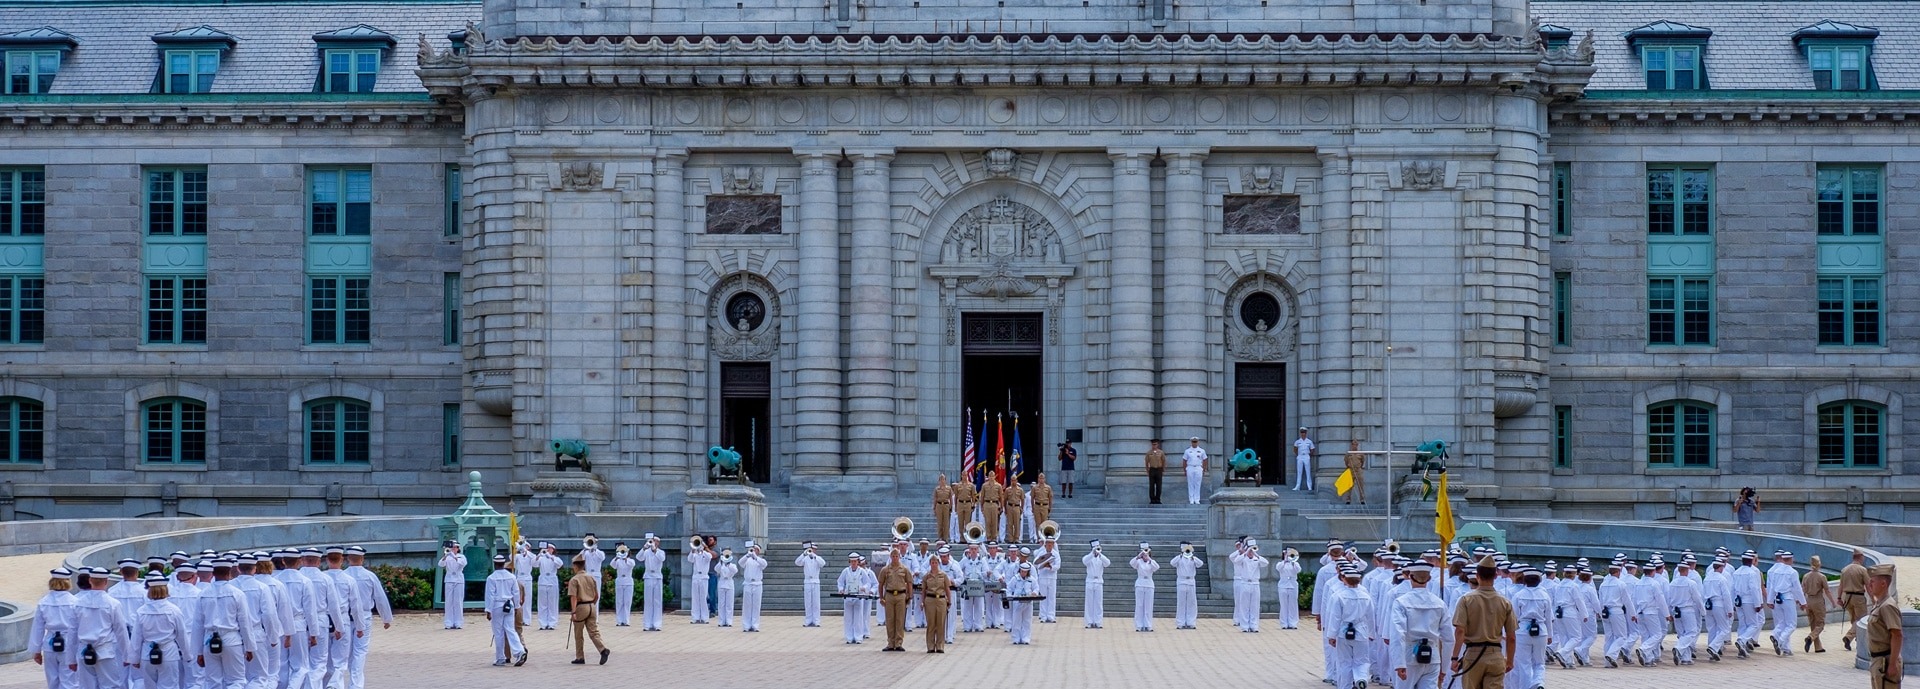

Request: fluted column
left=791, top=150, right=844, bottom=484
left=650, top=150, right=691, bottom=487
left=846, top=150, right=896, bottom=483
left=1106, top=149, right=1158, bottom=461
left=1161, top=149, right=1210, bottom=446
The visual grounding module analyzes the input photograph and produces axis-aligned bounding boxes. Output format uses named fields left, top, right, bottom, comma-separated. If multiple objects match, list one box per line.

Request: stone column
left=846, top=150, right=897, bottom=491
left=1106, top=149, right=1158, bottom=491
left=790, top=150, right=844, bottom=497
left=1161, top=149, right=1210, bottom=448
left=1311, top=151, right=1355, bottom=451
left=649, top=151, right=691, bottom=492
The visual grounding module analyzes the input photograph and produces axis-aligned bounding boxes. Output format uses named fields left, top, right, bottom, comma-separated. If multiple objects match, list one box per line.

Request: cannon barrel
left=550, top=439, right=590, bottom=459
left=707, top=446, right=742, bottom=469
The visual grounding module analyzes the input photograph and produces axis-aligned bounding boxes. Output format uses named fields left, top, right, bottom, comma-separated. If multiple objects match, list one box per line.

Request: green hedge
left=372, top=565, right=436, bottom=611
left=1296, top=570, right=1317, bottom=611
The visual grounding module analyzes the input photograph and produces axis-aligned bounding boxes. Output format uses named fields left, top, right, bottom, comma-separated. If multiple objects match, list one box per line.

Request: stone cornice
left=0, top=98, right=462, bottom=130
left=1552, top=93, right=1920, bottom=125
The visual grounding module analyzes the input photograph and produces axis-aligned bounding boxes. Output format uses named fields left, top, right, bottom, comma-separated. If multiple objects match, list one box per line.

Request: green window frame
left=1647, top=166, right=1712, bottom=236
left=443, top=272, right=460, bottom=346
left=1551, top=162, right=1571, bottom=237
left=1817, top=401, right=1883, bottom=468
left=1642, top=45, right=1702, bottom=90
left=4, top=50, right=59, bottom=95
left=1818, top=276, right=1880, bottom=346
left=0, top=168, right=44, bottom=236
left=145, top=168, right=208, bottom=236
left=308, top=167, right=371, bottom=236
left=444, top=165, right=461, bottom=236
left=143, top=397, right=207, bottom=464
left=305, top=397, right=371, bottom=464
left=308, top=275, right=370, bottom=345
left=161, top=49, right=220, bottom=94
left=1552, top=272, right=1571, bottom=346
left=322, top=48, right=380, bottom=93
left=443, top=402, right=460, bottom=466
left=1649, top=276, right=1712, bottom=346
left=145, top=275, right=207, bottom=345
left=0, top=275, right=44, bottom=345
left=1648, top=401, right=1714, bottom=467
left=1816, top=166, right=1881, bottom=236
left=1552, top=405, right=1572, bottom=468
left=1808, top=45, right=1870, bottom=91
left=0, top=397, right=42, bottom=463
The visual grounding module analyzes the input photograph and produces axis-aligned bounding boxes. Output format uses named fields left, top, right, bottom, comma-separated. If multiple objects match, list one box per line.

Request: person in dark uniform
left=1143, top=440, right=1166, bottom=504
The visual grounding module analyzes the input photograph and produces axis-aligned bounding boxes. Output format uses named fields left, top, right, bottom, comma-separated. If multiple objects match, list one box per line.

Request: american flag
left=961, top=408, right=977, bottom=484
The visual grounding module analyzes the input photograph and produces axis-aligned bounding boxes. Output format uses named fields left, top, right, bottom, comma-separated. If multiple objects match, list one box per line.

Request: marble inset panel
left=704, top=194, right=782, bottom=235
left=1221, top=194, right=1300, bottom=235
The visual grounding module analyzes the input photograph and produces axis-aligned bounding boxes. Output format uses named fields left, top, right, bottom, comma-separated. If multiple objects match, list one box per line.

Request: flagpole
left=1384, top=343, right=1394, bottom=543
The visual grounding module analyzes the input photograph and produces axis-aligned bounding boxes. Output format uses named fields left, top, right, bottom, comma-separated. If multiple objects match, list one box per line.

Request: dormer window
left=1794, top=21, right=1879, bottom=92
left=1626, top=21, right=1712, bottom=91
left=312, top=25, right=395, bottom=94
left=151, top=26, right=235, bottom=95
left=0, top=27, right=77, bottom=95
left=1539, top=24, right=1574, bottom=52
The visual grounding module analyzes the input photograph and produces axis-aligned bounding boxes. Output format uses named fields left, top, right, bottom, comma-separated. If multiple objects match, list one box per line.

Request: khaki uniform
left=1145, top=448, right=1166, bottom=503
left=1030, top=481, right=1053, bottom=527
left=1343, top=450, right=1367, bottom=503
left=922, top=567, right=952, bottom=652
left=980, top=482, right=1003, bottom=540
left=1004, top=483, right=1025, bottom=542
left=879, top=561, right=913, bottom=650
left=1803, top=569, right=1832, bottom=651
left=1867, top=599, right=1903, bottom=689
left=1453, top=589, right=1518, bottom=689
left=567, top=571, right=607, bottom=660
left=1842, top=563, right=1870, bottom=644
left=933, top=483, right=954, bottom=542
left=954, top=482, right=978, bottom=531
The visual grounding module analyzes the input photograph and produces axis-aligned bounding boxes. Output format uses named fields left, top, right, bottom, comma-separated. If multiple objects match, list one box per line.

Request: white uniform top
left=639, top=547, right=667, bottom=579
left=1034, top=547, right=1061, bottom=580
left=1599, top=574, right=1631, bottom=614
left=1082, top=551, right=1111, bottom=583
left=794, top=552, right=825, bottom=583
left=535, top=554, right=563, bottom=584
left=1294, top=436, right=1316, bottom=459
left=301, top=565, right=347, bottom=634
left=611, top=555, right=636, bottom=581
left=714, top=560, right=739, bottom=588
left=1731, top=564, right=1764, bottom=608
left=484, top=569, right=519, bottom=614
left=1131, top=554, right=1160, bottom=583
left=1390, top=585, right=1449, bottom=670
left=347, top=565, right=394, bottom=627
left=740, top=553, right=768, bottom=584
left=131, top=599, right=192, bottom=655
left=232, top=575, right=285, bottom=647
left=1274, top=558, right=1302, bottom=589
left=1233, top=551, right=1269, bottom=583
left=1323, top=584, right=1375, bottom=640
left=1703, top=569, right=1732, bottom=609
left=28, top=590, right=78, bottom=650
left=1765, top=563, right=1806, bottom=606
left=109, top=579, right=146, bottom=625
left=1576, top=578, right=1601, bottom=620
left=1312, top=560, right=1343, bottom=616
left=836, top=566, right=874, bottom=596
left=1182, top=447, right=1208, bottom=469
left=169, top=580, right=202, bottom=639
left=1668, top=575, right=1705, bottom=614
left=1513, top=585, right=1553, bottom=634
left=195, top=581, right=258, bottom=653
left=686, top=550, right=714, bottom=577
left=1172, top=553, right=1205, bottom=584
left=439, top=552, right=468, bottom=583
left=272, top=568, right=314, bottom=636
left=323, top=569, right=367, bottom=631
left=513, top=551, right=535, bottom=581
left=581, top=547, right=606, bottom=577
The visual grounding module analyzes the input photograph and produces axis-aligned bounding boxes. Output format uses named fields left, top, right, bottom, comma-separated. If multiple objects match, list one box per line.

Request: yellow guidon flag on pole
left=1434, top=471, right=1456, bottom=546
left=1333, top=468, right=1355, bottom=496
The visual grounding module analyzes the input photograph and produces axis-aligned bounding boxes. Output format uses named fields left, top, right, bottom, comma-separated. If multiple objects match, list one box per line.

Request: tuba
left=964, top=521, right=986, bottom=544
left=892, top=516, right=914, bottom=541
left=1038, top=520, right=1060, bottom=541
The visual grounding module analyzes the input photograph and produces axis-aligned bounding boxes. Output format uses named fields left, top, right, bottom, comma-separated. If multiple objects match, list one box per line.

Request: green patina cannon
left=550, top=439, right=592, bottom=472
left=1226, top=448, right=1261, bottom=485
left=1411, top=439, right=1448, bottom=500
left=707, top=446, right=747, bottom=484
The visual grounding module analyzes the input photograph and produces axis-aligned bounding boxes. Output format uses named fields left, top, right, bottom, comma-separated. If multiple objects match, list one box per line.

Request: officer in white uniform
left=1765, top=550, right=1806, bottom=656
left=197, top=559, right=258, bottom=689
left=793, top=541, right=825, bottom=628
left=437, top=543, right=466, bottom=630
left=482, top=555, right=527, bottom=667
left=1081, top=540, right=1110, bottom=629
left=1390, top=561, right=1447, bottom=689
left=1275, top=548, right=1303, bottom=629
left=609, top=543, right=636, bottom=626
left=638, top=535, right=667, bottom=631
left=1292, top=428, right=1317, bottom=491
left=685, top=540, right=714, bottom=624
left=1182, top=438, right=1209, bottom=504
left=1034, top=538, right=1061, bottom=623
left=534, top=543, right=562, bottom=630
left=1171, top=542, right=1204, bottom=629
left=1130, top=542, right=1159, bottom=632
left=739, top=541, right=768, bottom=632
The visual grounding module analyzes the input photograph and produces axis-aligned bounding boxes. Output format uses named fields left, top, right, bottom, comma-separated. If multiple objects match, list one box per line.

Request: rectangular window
left=1648, top=402, right=1714, bottom=467
left=1551, top=162, right=1571, bottom=237
left=1809, top=45, right=1869, bottom=91
left=145, top=168, right=209, bottom=236
left=1818, top=276, right=1881, bottom=346
left=323, top=48, right=380, bottom=93
left=0, top=168, right=45, bottom=236
left=1552, top=272, right=1572, bottom=346
left=1643, top=46, right=1701, bottom=90
left=0, top=276, right=44, bottom=344
left=145, top=276, right=208, bottom=344
left=443, top=272, right=460, bottom=346
left=143, top=399, right=207, bottom=464
left=1649, top=276, right=1712, bottom=345
left=443, top=403, right=461, bottom=466
left=306, top=399, right=371, bottom=464
left=444, top=165, right=461, bottom=236
left=162, top=49, right=220, bottom=94
left=1816, top=166, right=1881, bottom=236
left=4, top=50, right=59, bottom=95
left=0, top=397, right=43, bottom=463
left=1647, top=166, right=1712, bottom=235
left=308, top=167, right=372, bottom=236
left=308, top=276, right=371, bottom=344
left=1553, top=405, right=1572, bottom=468
left=1818, top=402, right=1883, bottom=468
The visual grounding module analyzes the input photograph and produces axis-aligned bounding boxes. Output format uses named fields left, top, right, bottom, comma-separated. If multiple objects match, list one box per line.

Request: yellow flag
left=1434, top=472, right=1456, bottom=545
left=507, top=513, right=520, bottom=571
left=1334, top=468, right=1355, bottom=496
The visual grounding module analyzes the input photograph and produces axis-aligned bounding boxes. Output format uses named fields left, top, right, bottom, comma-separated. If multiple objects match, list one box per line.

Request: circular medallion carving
left=936, top=98, right=963, bottom=124
left=1, top=247, right=25, bottom=267
left=830, top=97, right=858, bottom=124
left=1198, top=97, right=1225, bottom=123
left=1383, top=95, right=1411, bottom=122
left=595, top=97, right=623, bottom=124
left=327, top=245, right=353, bottom=266
left=778, top=97, right=805, bottom=124
left=1146, top=97, right=1172, bottom=123
left=725, top=98, right=753, bottom=124
left=164, top=246, right=191, bottom=266
left=1435, top=95, right=1464, bottom=122
left=988, top=98, right=1016, bottom=124
left=1092, top=97, right=1119, bottom=123
left=673, top=98, right=701, bottom=125
left=1666, top=245, right=1694, bottom=265
left=1040, top=97, right=1067, bottom=124
left=1304, top=97, right=1331, bottom=123
left=1838, top=245, right=1863, bottom=266
left=725, top=292, right=767, bottom=331
left=1250, top=96, right=1278, bottom=123
left=883, top=97, right=910, bottom=124
left=541, top=99, right=571, bottom=124
left=1239, top=292, right=1283, bottom=331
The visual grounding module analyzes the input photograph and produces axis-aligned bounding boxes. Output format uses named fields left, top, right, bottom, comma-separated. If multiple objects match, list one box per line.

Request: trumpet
left=892, top=516, right=914, bottom=541
left=1181, top=543, right=1195, bottom=555
left=689, top=535, right=706, bottom=551
left=583, top=535, right=598, bottom=549
left=964, top=521, right=986, bottom=544
left=1038, top=520, right=1060, bottom=541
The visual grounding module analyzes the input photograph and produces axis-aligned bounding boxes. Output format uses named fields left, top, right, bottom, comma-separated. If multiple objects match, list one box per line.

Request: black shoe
left=599, top=648, right=610, bottom=665
left=1804, top=638, right=1812, bottom=653
left=514, top=651, right=528, bottom=666
left=1845, top=637, right=1853, bottom=651
left=571, top=659, right=585, bottom=665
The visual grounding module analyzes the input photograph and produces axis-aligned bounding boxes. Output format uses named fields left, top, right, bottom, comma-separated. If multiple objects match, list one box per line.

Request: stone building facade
left=0, top=0, right=1913, bottom=523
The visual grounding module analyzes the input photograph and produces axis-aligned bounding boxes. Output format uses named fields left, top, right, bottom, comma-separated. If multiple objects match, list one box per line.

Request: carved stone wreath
left=709, top=274, right=780, bottom=361
left=1224, top=279, right=1299, bottom=362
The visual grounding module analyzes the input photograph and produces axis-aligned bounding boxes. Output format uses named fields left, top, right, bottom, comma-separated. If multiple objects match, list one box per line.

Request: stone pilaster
left=649, top=151, right=692, bottom=492
left=1106, top=149, right=1158, bottom=459
left=790, top=150, right=845, bottom=497
left=1312, top=151, right=1357, bottom=451
left=846, top=150, right=897, bottom=490
left=1161, top=149, right=1210, bottom=446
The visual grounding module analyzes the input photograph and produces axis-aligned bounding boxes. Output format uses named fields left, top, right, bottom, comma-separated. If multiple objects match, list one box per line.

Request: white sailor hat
left=986, top=540, right=1000, bottom=548
left=1019, top=547, right=1032, bottom=555
left=918, top=538, right=931, bottom=544
left=937, top=546, right=951, bottom=554
left=143, top=572, right=168, bottom=585
left=250, top=551, right=271, bottom=561
left=1339, top=564, right=1363, bottom=578
left=1682, top=553, right=1697, bottom=563
left=50, top=567, right=72, bottom=577
left=176, top=566, right=197, bottom=578
left=1405, top=561, right=1436, bottom=574
left=300, top=548, right=323, bottom=558
left=325, top=546, right=345, bottom=555
left=1742, top=549, right=1758, bottom=559
left=1576, top=557, right=1591, bottom=566
left=211, top=558, right=235, bottom=568
left=198, top=549, right=217, bottom=558
left=644, top=533, right=657, bottom=541
left=1544, top=560, right=1558, bottom=569
left=1245, top=538, right=1258, bottom=548
left=1448, top=553, right=1469, bottom=564
left=492, top=555, right=508, bottom=564
left=1189, top=436, right=1201, bottom=442
left=1608, top=558, right=1624, bottom=568
left=346, top=546, right=366, bottom=555
left=169, top=551, right=189, bottom=560
left=1715, top=546, right=1730, bottom=555
left=847, top=552, right=862, bottom=559
left=222, top=551, right=240, bottom=559
left=1713, top=556, right=1729, bottom=566
left=1561, top=564, right=1577, bottom=573
left=117, top=558, right=140, bottom=568
left=1299, top=427, right=1309, bottom=432
left=1623, top=560, right=1640, bottom=569
left=1421, top=550, right=1441, bottom=559
left=1774, top=549, right=1791, bottom=558
left=1018, top=563, right=1032, bottom=572
left=1138, top=542, right=1151, bottom=550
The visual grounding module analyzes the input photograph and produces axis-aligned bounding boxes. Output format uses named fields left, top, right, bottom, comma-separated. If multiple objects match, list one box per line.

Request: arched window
left=1817, top=401, right=1883, bottom=468
left=306, top=397, right=371, bottom=464
left=1648, top=401, right=1714, bottom=467
left=0, top=397, right=42, bottom=463
left=143, top=397, right=207, bottom=464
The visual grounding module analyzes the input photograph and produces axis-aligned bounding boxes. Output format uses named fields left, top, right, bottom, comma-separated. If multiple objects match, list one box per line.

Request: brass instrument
left=892, top=516, right=915, bottom=541
left=1037, top=520, right=1060, bottom=541
left=583, top=535, right=598, bottom=549
left=689, top=535, right=706, bottom=551
left=964, top=521, right=986, bottom=544
left=1181, top=543, right=1195, bottom=555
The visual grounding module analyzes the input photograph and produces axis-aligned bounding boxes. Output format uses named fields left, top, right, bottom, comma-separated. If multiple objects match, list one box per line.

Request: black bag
left=1526, top=619, right=1541, bottom=637
left=1415, top=639, right=1434, bottom=664
left=1344, top=622, right=1357, bottom=641
left=81, top=644, right=97, bottom=666
left=1673, top=607, right=1682, bottom=619
left=1705, top=599, right=1714, bottom=611
left=208, top=632, right=223, bottom=655
left=1600, top=607, right=1610, bottom=620
left=48, top=631, right=63, bottom=653
left=1774, top=593, right=1784, bottom=606
left=1554, top=606, right=1564, bottom=619
left=1734, top=595, right=1742, bottom=608
left=148, top=642, right=163, bottom=666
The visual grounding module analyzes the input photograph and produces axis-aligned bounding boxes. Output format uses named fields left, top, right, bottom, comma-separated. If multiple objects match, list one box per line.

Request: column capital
left=846, top=148, right=896, bottom=168
left=1160, top=147, right=1210, bottom=161
left=1110, top=148, right=1155, bottom=174
left=793, top=148, right=843, bottom=170
left=652, top=147, right=689, bottom=162
left=1163, top=149, right=1208, bottom=176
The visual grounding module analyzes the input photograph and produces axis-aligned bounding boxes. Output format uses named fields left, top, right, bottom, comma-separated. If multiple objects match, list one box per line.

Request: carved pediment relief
left=927, top=196, right=1075, bottom=301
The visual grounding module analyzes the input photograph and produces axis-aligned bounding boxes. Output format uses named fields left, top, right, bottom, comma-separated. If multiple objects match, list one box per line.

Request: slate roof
left=1535, top=1, right=1920, bottom=90
left=0, top=2, right=478, bottom=94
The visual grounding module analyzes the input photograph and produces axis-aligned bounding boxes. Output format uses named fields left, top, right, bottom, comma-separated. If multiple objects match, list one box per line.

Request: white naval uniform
left=685, top=550, right=714, bottom=623
left=437, top=552, right=466, bottom=629
left=195, top=581, right=257, bottom=689
left=639, top=546, right=667, bottom=630
left=1313, top=557, right=1346, bottom=682
left=274, top=567, right=317, bottom=689
left=300, top=564, right=345, bottom=689
left=714, top=559, right=739, bottom=627
left=231, top=573, right=284, bottom=689
left=958, top=556, right=986, bottom=632
left=1130, top=554, right=1159, bottom=632
left=793, top=551, right=825, bottom=627
left=1731, top=562, right=1766, bottom=648
left=740, top=552, right=767, bottom=631
left=1765, top=562, right=1806, bottom=653
left=1546, top=577, right=1579, bottom=662
left=1324, top=584, right=1374, bottom=689
left=345, top=565, right=390, bottom=689
left=1634, top=572, right=1669, bottom=663
left=580, top=546, right=606, bottom=586
left=171, top=579, right=207, bottom=689
left=609, top=554, right=636, bottom=626
left=906, top=551, right=929, bottom=630
left=1509, top=585, right=1551, bottom=689
left=257, top=572, right=295, bottom=689
left=1669, top=573, right=1705, bottom=663
left=1703, top=568, right=1735, bottom=652
left=1293, top=436, right=1317, bottom=491
left=1598, top=573, right=1635, bottom=661
left=511, top=550, right=535, bottom=629
left=1172, top=552, right=1204, bottom=628
left=1274, top=557, right=1302, bottom=628
left=940, top=558, right=964, bottom=642
left=1390, top=583, right=1447, bottom=689
left=983, top=555, right=1006, bottom=630
left=321, top=568, right=364, bottom=689
left=1574, top=577, right=1602, bottom=663
left=1007, top=575, right=1038, bottom=645
left=1233, top=550, right=1269, bottom=631
left=1034, top=547, right=1061, bottom=622
left=835, top=566, right=868, bottom=644
left=1081, top=550, right=1111, bottom=628
left=31, top=589, right=78, bottom=689
left=483, top=569, right=525, bottom=664
left=533, top=553, right=562, bottom=629
left=1182, top=447, right=1208, bottom=504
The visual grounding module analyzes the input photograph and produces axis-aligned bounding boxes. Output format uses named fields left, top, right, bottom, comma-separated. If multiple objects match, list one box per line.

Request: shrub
left=373, top=565, right=436, bottom=611
left=1297, top=570, right=1317, bottom=611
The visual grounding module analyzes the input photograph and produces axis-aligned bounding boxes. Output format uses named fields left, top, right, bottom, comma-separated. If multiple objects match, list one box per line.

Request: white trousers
left=688, top=577, right=710, bottom=622
left=1009, top=602, right=1033, bottom=644
left=842, top=600, right=861, bottom=643
left=1705, top=602, right=1733, bottom=649
left=1675, top=608, right=1701, bottom=662
left=1601, top=607, right=1635, bottom=659
left=324, top=632, right=351, bottom=689
left=742, top=582, right=762, bottom=630
left=202, top=634, right=242, bottom=689
left=614, top=578, right=634, bottom=625
left=947, top=591, right=962, bottom=642
left=717, top=585, right=736, bottom=626
left=1185, top=467, right=1204, bottom=504
left=1277, top=587, right=1300, bottom=627
left=142, top=643, right=184, bottom=689
left=985, top=593, right=1002, bottom=628
left=1577, top=611, right=1598, bottom=660
left=280, top=632, right=311, bottom=689
left=1397, top=651, right=1442, bottom=689
left=515, top=578, right=532, bottom=628
left=39, top=636, right=73, bottom=689
left=1333, top=637, right=1369, bottom=689
left=489, top=611, right=523, bottom=663
left=1295, top=455, right=1314, bottom=490
left=1511, top=633, right=1547, bottom=689
left=799, top=580, right=820, bottom=626
left=442, top=580, right=464, bottom=628
left=1736, top=600, right=1764, bottom=645
left=1176, top=581, right=1198, bottom=627
left=1770, top=604, right=1797, bottom=650
left=349, top=627, right=371, bottom=689
left=1635, top=610, right=1665, bottom=659
left=908, top=589, right=923, bottom=629
left=244, top=636, right=272, bottom=689
left=963, top=595, right=985, bottom=632
left=1083, top=581, right=1104, bottom=626
left=1133, top=583, right=1155, bottom=631
left=1038, top=575, right=1058, bottom=621
left=1234, top=581, right=1259, bottom=630
left=536, top=580, right=559, bottom=628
